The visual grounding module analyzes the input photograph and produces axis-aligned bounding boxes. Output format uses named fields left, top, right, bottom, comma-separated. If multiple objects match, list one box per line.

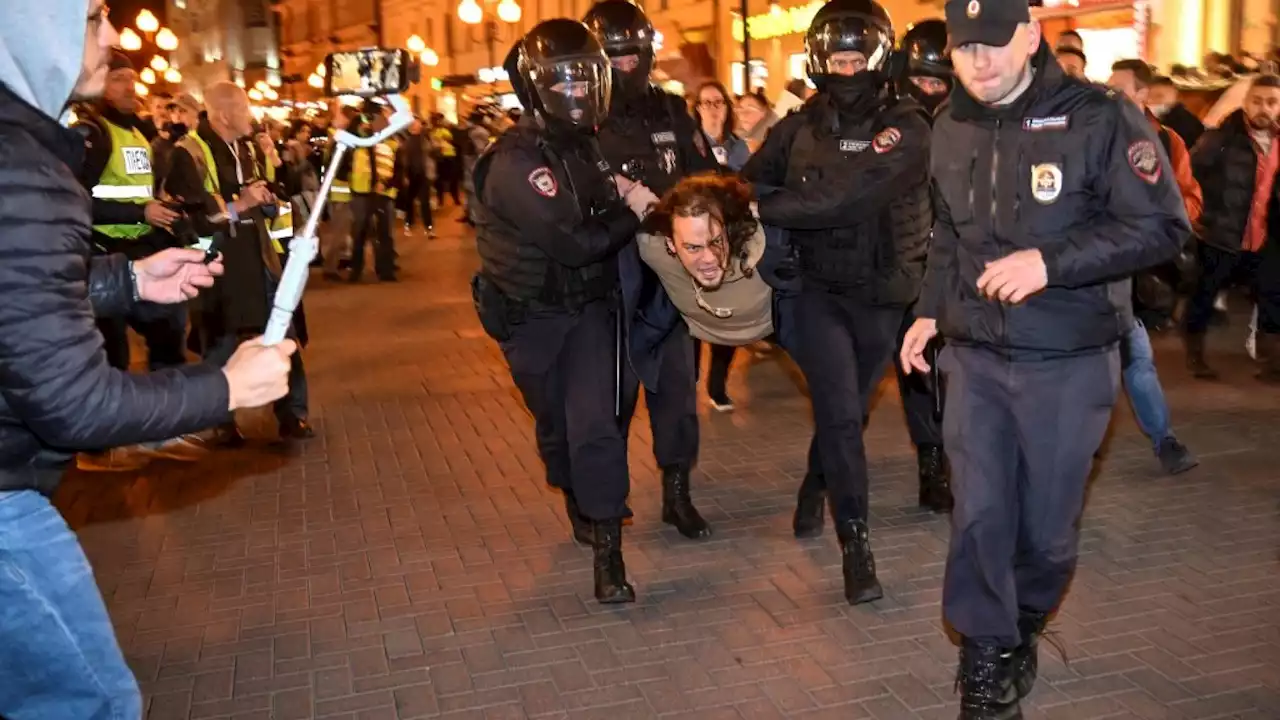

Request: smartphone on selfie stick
left=261, top=48, right=417, bottom=346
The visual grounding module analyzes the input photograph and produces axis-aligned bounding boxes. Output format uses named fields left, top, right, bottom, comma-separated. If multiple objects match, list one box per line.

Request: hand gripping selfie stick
left=262, top=95, right=414, bottom=346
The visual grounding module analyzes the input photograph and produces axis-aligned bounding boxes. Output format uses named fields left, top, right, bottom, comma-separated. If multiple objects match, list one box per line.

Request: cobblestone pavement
left=59, top=211, right=1280, bottom=719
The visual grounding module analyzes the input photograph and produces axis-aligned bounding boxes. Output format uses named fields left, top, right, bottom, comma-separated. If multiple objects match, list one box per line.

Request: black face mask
left=822, top=71, right=883, bottom=118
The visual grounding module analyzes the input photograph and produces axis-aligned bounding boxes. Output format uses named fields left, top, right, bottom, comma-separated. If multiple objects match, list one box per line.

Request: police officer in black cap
left=470, top=19, right=657, bottom=604
left=883, top=17, right=954, bottom=514
left=899, top=0, right=1187, bottom=715
left=582, top=0, right=721, bottom=542
left=741, top=0, right=932, bottom=606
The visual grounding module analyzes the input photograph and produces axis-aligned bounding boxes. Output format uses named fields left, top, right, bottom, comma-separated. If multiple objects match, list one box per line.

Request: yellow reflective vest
left=92, top=119, right=154, bottom=240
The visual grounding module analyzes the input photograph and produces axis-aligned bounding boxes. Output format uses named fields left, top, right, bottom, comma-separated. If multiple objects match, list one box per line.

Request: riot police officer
left=470, top=20, right=653, bottom=604
left=886, top=18, right=953, bottom=513
left=582, top=0, right=721, bottom=542
left=741, top=0, right=932, bottom=605
left=895, top=19, right=952, bottom=116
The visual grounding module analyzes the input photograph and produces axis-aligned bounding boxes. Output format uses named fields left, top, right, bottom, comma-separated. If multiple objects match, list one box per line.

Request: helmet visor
left=807, top=14, right=894, bottom=74
left=529, top=59, right=612, bottom=129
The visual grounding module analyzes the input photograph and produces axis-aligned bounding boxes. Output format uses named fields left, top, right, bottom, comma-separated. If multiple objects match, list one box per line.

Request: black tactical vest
left=783, top=99, right=931, bottom=304
left=472, top=125, right=619, bottom=311
left=597, top=88, right=686, bottom=196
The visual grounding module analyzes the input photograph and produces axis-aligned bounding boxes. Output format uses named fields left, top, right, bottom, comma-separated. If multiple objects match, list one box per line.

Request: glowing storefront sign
left=732, top=1, right=825, bottom=42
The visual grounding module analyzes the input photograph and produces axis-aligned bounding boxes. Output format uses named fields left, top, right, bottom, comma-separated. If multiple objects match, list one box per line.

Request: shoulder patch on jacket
left=872, top=127, right=901, bottom=154
left=527, top=167, right=558, bottom=197
left=1127, top=140, right=1162, bottom=184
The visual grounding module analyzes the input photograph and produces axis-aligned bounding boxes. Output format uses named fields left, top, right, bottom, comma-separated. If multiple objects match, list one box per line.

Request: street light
left=164, top=68, right=182, bottom=83
left=422, top=48, right=440, bottom=66
left=458, top=0, right=483, bottom=25
left=150, top=55, right=169, bottom=72
left=136, top=9, right=159, bottom=34
left=139, top=67, right=156, bottom=84
left=497, top=0, right=522, bottom=24
left=264, top=87, right=279, bottom=101
left=407, top=34, right=427, bottom=54
left=120, top=28, right=142, bottom=51
left=248, top=88, right=264, bottom=101
left=308, top=73, right=323, bottom=89
left=155, top=28, right=179, bottom=52
left=135, top=82, right=149, bottom=97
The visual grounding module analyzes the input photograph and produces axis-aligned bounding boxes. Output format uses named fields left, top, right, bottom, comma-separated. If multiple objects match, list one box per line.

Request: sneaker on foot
left=1157, top=437, right=1198, bottom=475
left=708, top=393, right=734, bottom=412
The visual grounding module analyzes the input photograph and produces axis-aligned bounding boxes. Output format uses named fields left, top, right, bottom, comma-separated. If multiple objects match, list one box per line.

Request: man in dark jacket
left=1185, top=75, right=1280, bottom=381
left=742, top=0, right=933, bottom=606
left=0, top=3, right=297, bottom=717
left=899, top=1, right=1187, bottom=716
left=1149, top=75, right=1205, bottom=150
left=165, top=81, right=314, bottom=445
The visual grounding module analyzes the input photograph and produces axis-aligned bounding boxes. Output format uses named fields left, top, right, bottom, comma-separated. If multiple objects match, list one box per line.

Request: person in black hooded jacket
left=741, top=0, right=933, bottom=608
left=0, top=2, right=297, bottom=718
left=898, top=1, right=1187, bottom=716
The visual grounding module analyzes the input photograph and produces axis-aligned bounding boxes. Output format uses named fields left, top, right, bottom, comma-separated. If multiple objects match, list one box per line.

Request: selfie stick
left=263, top=94, right=414, bottom=346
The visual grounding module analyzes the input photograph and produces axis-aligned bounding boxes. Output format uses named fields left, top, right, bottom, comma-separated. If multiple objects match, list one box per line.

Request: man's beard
left=1248, top=113, right=1277, bottom=133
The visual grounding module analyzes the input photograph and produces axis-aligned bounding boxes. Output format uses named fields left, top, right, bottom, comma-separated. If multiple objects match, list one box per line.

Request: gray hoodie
left=0, top=0, right=88, bottom=121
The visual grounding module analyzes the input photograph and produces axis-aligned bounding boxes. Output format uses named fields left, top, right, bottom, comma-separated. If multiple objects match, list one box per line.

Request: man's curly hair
left=641, top=172, right=758, bottom=276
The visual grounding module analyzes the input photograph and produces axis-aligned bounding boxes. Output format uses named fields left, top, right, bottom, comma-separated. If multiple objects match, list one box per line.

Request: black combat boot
left=792, top=471, right=825, bottom=538
left=661, top=466, right=712, bottom=539
left=591, top=519, right=635, bottom=604
left=1011, top=609, right=1049, bottom=700
left=834, top=519, right=883, bottom=605
left=916, top=443, right=954, bottom=513
left=957, top=641, right=1022, bottom=719
left=1184, top=332, right=1218, bottom=380
left=562, top=491, right=593, bottom=546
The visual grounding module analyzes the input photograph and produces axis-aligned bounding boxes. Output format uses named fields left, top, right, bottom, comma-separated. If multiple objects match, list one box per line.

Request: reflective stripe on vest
left=92, top=119, right=155, bottom=240
left=350, top=141, right=397, bottom=197
left=268, top=202, right=293, bottom=253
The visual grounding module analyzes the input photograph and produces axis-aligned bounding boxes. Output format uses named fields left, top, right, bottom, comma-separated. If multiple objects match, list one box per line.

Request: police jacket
left=1191, top=109, right=1272, bottom=253
left=920, top=41, right=1189, bottom=358
left=0, top=82, right=230, bottom=496
left=743, top=90, right=933, bottom=305
left=472, top=117, right=638, bottom=312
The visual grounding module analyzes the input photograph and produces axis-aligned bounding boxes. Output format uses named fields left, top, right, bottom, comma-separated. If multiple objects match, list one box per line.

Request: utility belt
left=471, top=273, right=614, bottom=342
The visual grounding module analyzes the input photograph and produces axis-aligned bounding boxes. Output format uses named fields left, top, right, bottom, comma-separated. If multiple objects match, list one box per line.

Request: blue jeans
left=0, top=490, right=141, bottom=720
left=1122, top=319, right=1174, bottom=450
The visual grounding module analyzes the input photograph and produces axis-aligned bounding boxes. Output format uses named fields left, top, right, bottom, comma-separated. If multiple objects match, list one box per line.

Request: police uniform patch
left=966, top=0, right=981, bottom=18
left=1127, top=140, right=1162, bottom=184
left=527, top=167, right=558, bottom=197
left=1022, top=115, right=1069, bottom=132
left=1031, top=163, right=1063, bottom=204
left=872, top=127, right=901, bottom=154
left=840, top=139, right=871, bottom=153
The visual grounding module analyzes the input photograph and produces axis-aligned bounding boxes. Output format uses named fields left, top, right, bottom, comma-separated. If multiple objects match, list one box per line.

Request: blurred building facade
left=167, top=0, right=283, bottom=96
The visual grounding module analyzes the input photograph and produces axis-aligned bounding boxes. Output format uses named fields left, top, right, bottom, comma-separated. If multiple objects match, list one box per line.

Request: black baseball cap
left=945, top=0, right=1030, bottom=49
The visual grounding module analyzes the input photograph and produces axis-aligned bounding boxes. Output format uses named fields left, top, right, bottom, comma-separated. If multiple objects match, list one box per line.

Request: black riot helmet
left=582, top=0, right=655, bottom=98
left=894, top=19, right=952, bottom=113
left=897, top=19, right=951, bottom=80
left=805, top=0, right=895, bottom=90
left=517, top=19, right=613, bottom=133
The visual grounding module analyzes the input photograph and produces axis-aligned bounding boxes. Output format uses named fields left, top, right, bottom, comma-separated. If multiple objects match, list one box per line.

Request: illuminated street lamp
left=497, top=0, right=522, bottom=24
left=264, top=87, right=279, bottom=101
left=150, top=55, right=169, bottom=72
left=457, top=0, right=521, bottom=87
left=248, top=88, right=264, bottom=102
left=155, top=28, right=179, bottom=52
left=139, top=67, right=156, bottom=84
left=135, top=82, right=150, bottom=97
left=120, top=28, right=142, bottom=51
left=164, top=68, right=182, bottom=83
left=136, top=9, right=160, bottom=34
left=421, top=48, right=439, bottom=66
left=407, top=34, right=426, bottom=54
left=458, top=0, right=483, bottom=25
left=308, top=73, right=324, bottom=89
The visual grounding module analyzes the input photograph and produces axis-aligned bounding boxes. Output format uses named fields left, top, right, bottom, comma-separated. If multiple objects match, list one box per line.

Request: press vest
left=92, top=118, right=154, bottom=240
left=325, top=131, right=352, bottom=203
left=351, top=140, right=397, bottom=197
left=176, top=132, right=221, bottom=253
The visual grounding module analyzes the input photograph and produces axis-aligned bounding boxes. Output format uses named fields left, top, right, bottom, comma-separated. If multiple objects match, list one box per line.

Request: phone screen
left=325, top=49, right=412, bottom=98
